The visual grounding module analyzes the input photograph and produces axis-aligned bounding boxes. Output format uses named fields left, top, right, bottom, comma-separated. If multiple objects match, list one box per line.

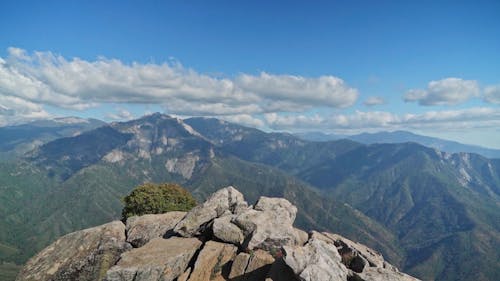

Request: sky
left=0, top=0, right=499, bottom=148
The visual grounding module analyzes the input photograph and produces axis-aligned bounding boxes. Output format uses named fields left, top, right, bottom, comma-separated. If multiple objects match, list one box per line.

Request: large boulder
left=125, top=211, right=186, bottom=247
left=105, top=237, right=201, bottom=281
left=16, top=221, right=130, bottom=281
left=212, top=216, right=245, bottom=245
left=283, top=238, right=349, bottom=281
left=233, top=197, right=303, bottom=250
left=174, top=186, right=247, bottom=237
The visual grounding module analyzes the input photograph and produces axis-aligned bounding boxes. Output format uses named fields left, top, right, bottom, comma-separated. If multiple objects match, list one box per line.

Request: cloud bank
left=265, top=107, right=500, bottom=133
left=0, top=47, right=358, bottom=124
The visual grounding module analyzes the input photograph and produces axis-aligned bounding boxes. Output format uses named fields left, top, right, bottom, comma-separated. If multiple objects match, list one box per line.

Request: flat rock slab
left=355, top=267, right=421, bottom=281
left=126, top=211, right=186, bottom=247
left=106, top=237, right=201, bottom=281
left=187, top=241, right=237, bottom=281
left=16, top=221, right=129, bottom=281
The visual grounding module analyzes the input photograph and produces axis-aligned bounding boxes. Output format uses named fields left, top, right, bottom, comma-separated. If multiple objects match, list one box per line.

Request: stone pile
left=16, top=187, right=420, bottom=281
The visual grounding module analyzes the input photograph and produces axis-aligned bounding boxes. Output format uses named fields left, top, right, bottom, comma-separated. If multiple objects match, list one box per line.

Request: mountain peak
left=17, top=186, right=420, bottom=281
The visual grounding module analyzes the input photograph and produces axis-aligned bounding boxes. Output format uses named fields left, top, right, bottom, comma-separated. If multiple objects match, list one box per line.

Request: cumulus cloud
left=404, top=78, right=480, bottom=106
left=236, top=72, right=358, bottom=108
left=484, top=85, right=500, bottom=104
left=264, top=107, right=500, bottom=133
left=363, top=96, right=385, bottom=106
left=0, top=47, right=359, bottom=125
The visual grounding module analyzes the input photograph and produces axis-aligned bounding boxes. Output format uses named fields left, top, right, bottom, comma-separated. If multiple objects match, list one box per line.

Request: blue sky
left=0, top=0, right=499, bottom=148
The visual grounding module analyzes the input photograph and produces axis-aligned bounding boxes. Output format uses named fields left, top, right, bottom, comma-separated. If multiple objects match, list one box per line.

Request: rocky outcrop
left=174, top=186, right=248, bottom=237
left=17, top=187, right=420, bottom=281
left=106, top=237, right=201, bottom=281
left=16, top=221, right=130, bottom=281
left=125, top=211, right=186, bottom=247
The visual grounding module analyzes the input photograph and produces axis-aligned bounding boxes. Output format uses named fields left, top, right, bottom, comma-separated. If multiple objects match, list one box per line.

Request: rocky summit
left=16, top=187, right=420, bottom=281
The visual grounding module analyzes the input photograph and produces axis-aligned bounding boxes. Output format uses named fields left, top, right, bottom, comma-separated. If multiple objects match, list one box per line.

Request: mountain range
left=296, top=130, right=500, bottom=159
left=0, top=113, right=499, bottom=281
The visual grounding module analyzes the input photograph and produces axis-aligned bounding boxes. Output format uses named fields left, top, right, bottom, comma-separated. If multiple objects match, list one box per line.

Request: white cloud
left=220, top=114, right=265, bottom=128
left=236, top=72, right=358, bottom=109
left=0, top=48, right=359, bottom=125
left=0, top=95, right=51, bottom=126
left=404, top=78, right=480, bottom=106
left=264, top=107, right=500, bottom=133
left=106, top=108, right=135, bottom=121
left=484, top=85, right=500, bottom=104
left=363, top=96, right=385, bottom=106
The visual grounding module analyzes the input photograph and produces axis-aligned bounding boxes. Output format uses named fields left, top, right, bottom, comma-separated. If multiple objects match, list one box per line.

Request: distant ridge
left=296, top=130, right=500, bottom=159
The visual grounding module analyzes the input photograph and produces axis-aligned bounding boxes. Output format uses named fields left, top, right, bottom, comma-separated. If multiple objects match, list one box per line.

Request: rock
left=254, top=197, right=297, bottom=222
left=294, top=228, right=309, bottom=246
left=245, top=247, right=274, bottom=274
left=322, top=232, right=385, bottom=269
left=233, top=197, right=302, bottom=250
left=228, top=252, right=251, bottom=278
left=212, top=216, right=245, bottom=245
left=126, top=211, right=186, bottom=247
left=105, top=237, right=201, bottom=281
left=177, top=268, right=191, bottom=281
left=174, top=186, right=247, bottom=237
left=187, top=241, right=237, bottom=281
left=354, top=267, right=421, bottom=281
left=283, top=238, right=349, bottom=281
left=18, top=186, right=421, bottom=281
left=16, top=221, right=129, bottom=281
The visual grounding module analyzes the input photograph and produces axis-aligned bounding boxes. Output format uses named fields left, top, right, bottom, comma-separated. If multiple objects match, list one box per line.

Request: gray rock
left=174, top=186, right=247, bottom=237
left=105, top=237, right=201, bottom=281
left=212, top=216, right=245, bottom=245
left=283, top=238, right=349, bottom=281
left=126, top=211, right=186, bottom=247
left=321, top=232, right=385, bottom=269
left=354, top=267, right=421, bottom=281
left=16, top=221, right=130, bottom=281
left=233, top=196, right=302, bottom=250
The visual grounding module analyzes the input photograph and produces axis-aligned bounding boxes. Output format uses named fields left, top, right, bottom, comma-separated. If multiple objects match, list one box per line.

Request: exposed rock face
left=125, top=211, right=186, bottom=247
left=16, top=221, right=130, bottom=281
left=18, top=187, right=420, bottom=281
left=105, top=237, right=201, bottom=281
left=174, top=186, right=248, bottom=237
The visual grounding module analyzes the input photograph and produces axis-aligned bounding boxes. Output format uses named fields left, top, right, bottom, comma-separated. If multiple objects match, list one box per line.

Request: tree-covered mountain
left=0, top=117, right=105, bottom=159
left=187, top=117, right=500, bottom=281
left=1, top=114, right=499, bottom=281
left=0, top=114, right=400, bottom=280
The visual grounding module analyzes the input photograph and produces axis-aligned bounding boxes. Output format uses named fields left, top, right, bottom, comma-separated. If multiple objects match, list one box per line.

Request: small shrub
left=121, top=182, right=197, bottom=220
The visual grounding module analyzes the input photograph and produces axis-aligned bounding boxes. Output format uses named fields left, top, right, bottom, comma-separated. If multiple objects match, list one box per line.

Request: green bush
left=122, top=182, right=197, bottom=220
